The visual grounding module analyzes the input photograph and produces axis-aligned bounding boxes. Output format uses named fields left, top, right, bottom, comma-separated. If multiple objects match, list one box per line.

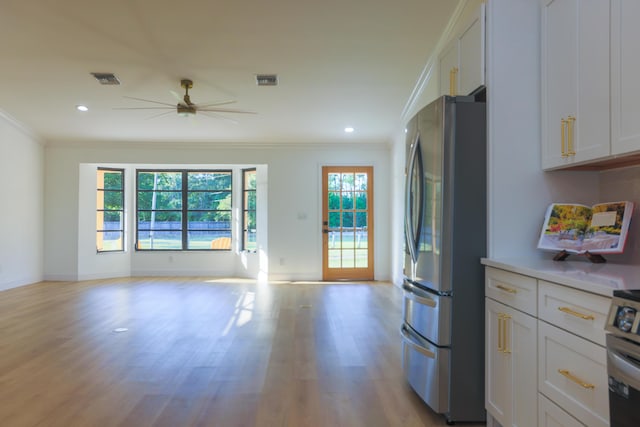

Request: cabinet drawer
left=539, top=394, right=585, bottom=427
left=485, top=267, right=537, bottom=315
left=538, top=280, right=610, bottom=346
left=538, top=322, right=609, bottom=427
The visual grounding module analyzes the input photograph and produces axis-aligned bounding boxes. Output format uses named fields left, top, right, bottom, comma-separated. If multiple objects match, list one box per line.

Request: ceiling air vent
left=256, top=74, right=278, bottom=86
left=90, top=72, right=120, bottom=85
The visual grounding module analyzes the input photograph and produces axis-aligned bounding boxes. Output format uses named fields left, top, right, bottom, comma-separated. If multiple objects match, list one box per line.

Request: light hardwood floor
left=0, top=277, right=485, bottom=427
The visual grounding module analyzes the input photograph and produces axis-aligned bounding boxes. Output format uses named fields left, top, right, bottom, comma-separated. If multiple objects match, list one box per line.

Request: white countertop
left=481, top=257, right=640, bottom=297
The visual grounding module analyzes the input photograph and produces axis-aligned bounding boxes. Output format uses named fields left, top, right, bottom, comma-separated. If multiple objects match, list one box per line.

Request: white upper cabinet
left=541, top=0, right=610, bottom=170
left=458, top=5, right=485, bottom=96
left=439, top=3, right=485, bottom=97
left=611, top=0, right=640, bottom=155
left=439, top=38, right=460, bottom=97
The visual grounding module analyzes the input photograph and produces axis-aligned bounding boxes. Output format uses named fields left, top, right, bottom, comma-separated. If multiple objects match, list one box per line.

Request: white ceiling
left=0, top=0, right=457, bottom=145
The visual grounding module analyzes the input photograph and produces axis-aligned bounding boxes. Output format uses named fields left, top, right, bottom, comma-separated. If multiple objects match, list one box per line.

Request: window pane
left=328, top=249, right=341, bottom=268
left=137, top=172, right=182, bottom=190
left=98, top=211, right=123, bottom=229
left=244, top=211, right=256, bottom=230
left=342, top=230, right=355, bottom=248
left=187, top=191, right=231, bottom=210
left=188, top=211, right=231, bottom=230
left=356, top=228, right=368, bottom=249
left=136, top=231, right=182, bottom=250
left=341, top=173, right=354, bottom=191
left=328, top=173, right=341, bottom=191
left=188, top=171, right=231, bottom=191
left=245, top=230, right=257, bottom=251
left=342, top=212, right=354, bottom=228
left=356, top=212, right=367, bottom=228
left=355, top=249, right=368, bottom=268
left=97, top=231, right=123, bottom=251
left=328, top=191, right=340, bottom=210
left=137, top=212, right=182, bottom=229
left=101, top=171, right=123, bottom=190
left=355, top=173, right=367, bottom=191
left=355, top=192, right=367, bottom=210
left=137, top=191, right=182, bottom=210
left=342, top=192, right=354, bottom=210
left=244, top=170, right=256, bottom=190
left=328, top=212, right=340, bottom=229
left=244, top=192, right=256, bottom=210
left=341, top=249, right=355, bottom=268
left=102, top=191, right=123, bottom=209
left=189, top=231, right=231, bottom=250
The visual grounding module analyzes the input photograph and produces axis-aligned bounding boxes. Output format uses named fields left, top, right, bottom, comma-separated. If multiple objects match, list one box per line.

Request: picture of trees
left=537, top=201, right=633, bottom=254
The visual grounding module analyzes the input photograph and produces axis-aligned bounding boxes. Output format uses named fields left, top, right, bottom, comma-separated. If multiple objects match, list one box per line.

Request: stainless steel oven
left=605, top=290, right=640, bottom=427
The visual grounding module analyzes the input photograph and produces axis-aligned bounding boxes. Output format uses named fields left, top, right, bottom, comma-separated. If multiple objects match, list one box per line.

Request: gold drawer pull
left=558, top=306, right=595, bottom=320
left=497, top=314, right=504, bottom=352
left=558, top=369, right=595, bottom=389
left=561, top=118, right=568, bottom=157
left=496, top=284, right=517, bottom=294
left=500, top=314, right=511, bottom=354
left=449, top=67, right=458, bottom=96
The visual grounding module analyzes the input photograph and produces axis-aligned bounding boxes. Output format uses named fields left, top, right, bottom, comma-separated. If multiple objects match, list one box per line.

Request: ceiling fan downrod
left=180, top=79, right=194, bottom=106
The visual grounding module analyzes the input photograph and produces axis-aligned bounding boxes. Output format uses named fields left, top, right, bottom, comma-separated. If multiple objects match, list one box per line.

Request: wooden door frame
left=322, top=166, right=374, bottom=281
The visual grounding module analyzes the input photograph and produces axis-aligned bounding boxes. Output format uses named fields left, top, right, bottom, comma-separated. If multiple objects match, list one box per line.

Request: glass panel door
left=322, top=166, right=374, bottom=280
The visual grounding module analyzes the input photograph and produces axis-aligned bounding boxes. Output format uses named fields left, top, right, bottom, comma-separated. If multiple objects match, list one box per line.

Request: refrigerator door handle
left=400, top=325, right=436, bottom=359
left=402, top=282, right=437, bottom=307
left=404, top=133, right=424, bottom=265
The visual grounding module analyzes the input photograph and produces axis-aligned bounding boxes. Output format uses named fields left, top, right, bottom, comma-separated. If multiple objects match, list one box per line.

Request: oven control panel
left=607, top=295, right=640, bottom=344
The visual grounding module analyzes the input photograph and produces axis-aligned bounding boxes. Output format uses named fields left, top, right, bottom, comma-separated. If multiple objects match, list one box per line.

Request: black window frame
left=242, top=168, right=257, bottom=252
left=135, top=169, right=233, bottom=251
left=96, top=167, right=125, bottom=253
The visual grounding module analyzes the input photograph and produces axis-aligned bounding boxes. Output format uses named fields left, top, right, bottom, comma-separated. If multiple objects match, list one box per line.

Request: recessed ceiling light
left=344, top=127, right=355, bottom=133
left=76, top=105, right=89, bottom=112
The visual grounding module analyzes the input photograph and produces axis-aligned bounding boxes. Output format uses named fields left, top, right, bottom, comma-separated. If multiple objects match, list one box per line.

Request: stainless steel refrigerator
left=401, top=95, right=486, bottom=423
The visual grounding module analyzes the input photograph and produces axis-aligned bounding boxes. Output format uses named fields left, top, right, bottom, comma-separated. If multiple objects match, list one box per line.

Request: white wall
left=0, top=112, right=44, bottom=290
left=44, top=141, right=391, bottom=282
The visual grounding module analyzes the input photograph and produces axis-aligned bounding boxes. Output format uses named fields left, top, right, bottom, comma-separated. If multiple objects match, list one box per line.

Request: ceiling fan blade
left=144, top=111, right=176, bottom=121
left=123, top=96, right=176, bottom=107
left=113, top=107, right=175, bottom=110
left=196, top=100, right=237, bottom=108
left=198, top=111, right=239, bottom=124
left=169, top=90, right=183, bottom=103
left=199, top=107, right=257, bottom=114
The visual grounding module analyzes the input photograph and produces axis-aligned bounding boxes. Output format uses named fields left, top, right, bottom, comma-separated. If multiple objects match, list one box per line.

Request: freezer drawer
left=403, top=280, right=451, bottom=346
left=401, top=324, right=450, bottom=414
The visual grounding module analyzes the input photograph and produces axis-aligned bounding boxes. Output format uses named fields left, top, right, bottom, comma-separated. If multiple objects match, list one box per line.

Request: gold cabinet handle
left=496, top=284, right=517, bottom=294
left=558, top=369, right=595, bottom=389
left=497, top=314, right=504, bottom=352
left=501, top=314, right=511, bottom=354
left=567, top=116, right=576, bottom=155
left=561, top=118, right=568, bottom=157
left=449, top=67, right=458, bottom=96
left=558, top=306, right=595, bottom=320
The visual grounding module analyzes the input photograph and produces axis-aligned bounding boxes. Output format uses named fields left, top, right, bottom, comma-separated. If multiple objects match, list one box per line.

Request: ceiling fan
left=116, top=79, right=256, bottom=122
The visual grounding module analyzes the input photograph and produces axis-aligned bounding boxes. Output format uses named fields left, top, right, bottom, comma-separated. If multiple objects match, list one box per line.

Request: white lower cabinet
left=486, top=292, right=538, bottom=426
left=539, top=394, right=585, bottom=427
left=538, top=322, right=609, bottom=427
left=485, top=266, right=610, bottom=427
